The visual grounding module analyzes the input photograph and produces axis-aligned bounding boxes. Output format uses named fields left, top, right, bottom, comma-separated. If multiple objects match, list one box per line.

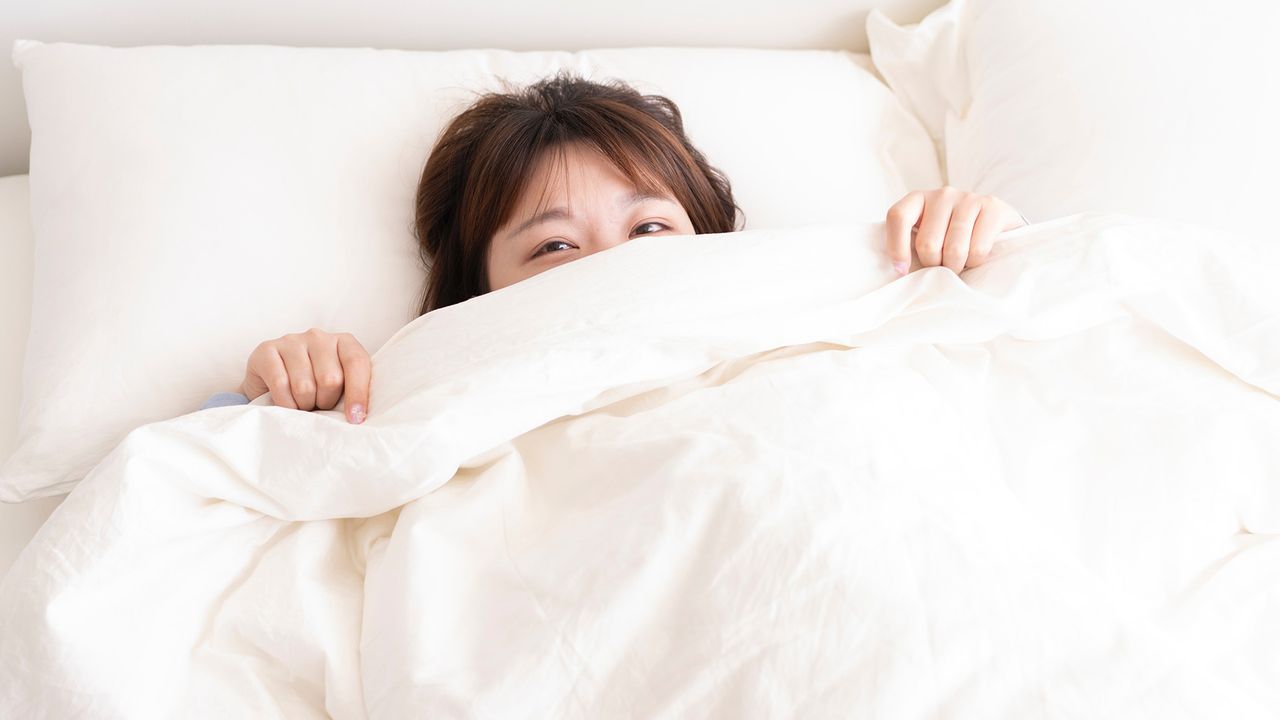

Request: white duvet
left=1, top=214, right=1278, bottom=718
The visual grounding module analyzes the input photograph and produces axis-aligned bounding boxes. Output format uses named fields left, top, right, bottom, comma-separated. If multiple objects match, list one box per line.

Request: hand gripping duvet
left=1, top=214, right=1278, bottom=718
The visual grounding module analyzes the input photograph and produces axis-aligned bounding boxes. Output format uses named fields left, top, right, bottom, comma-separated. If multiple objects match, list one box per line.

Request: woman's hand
left=885, top=187, right=1027, bottom=276
left=238, top=328, right=372, bottom=424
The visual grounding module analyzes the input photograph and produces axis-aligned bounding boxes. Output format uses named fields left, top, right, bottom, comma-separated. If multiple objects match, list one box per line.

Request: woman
left=201, top=73, right=1028, bottom=422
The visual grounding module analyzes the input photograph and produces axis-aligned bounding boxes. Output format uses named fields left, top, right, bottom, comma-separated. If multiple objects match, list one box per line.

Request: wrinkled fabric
left=2, top=215, right=1278, bottom=718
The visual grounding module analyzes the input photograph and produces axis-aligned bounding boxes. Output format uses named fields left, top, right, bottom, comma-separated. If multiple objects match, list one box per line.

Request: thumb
left=343, top=390, right=369, bottom=425
left=337, top=334, right=372, bottom=424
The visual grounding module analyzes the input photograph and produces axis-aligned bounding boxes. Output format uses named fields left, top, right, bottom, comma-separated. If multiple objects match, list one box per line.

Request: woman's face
left=486, top=141, right=696, bottom=292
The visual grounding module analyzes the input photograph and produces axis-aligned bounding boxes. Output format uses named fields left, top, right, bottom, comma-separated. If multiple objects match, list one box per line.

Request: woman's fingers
left=942, top=195, right=981, bottom=274
left=913, top=189, right=956, bottom=268
left=337, top=333, right=372, bottom=424
left=240, top=324, right=371, bottom=417
left=885, top=191, right=924, bottom=275
left=967, top=201, right=1003, bottom=268
left=886, top=188, right=1029, bottom=275
left=307, top=330, right=345, bottom=411
left=276, top=335, right=317, bottom=410
left=968, top=198, right=1027, bottom=269
left=254, top=344, right=298, bottom=409
left=239, top=344, right=269, bottom=401
left=240, top=329, right=369, bottom=420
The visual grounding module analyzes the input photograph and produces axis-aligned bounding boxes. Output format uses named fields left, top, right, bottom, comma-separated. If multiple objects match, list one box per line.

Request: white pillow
left=3, top=40, right=941, bottom=501
left=0, top=175, right=32, bottom=464
left=866, top=0, right=1280, bottom=238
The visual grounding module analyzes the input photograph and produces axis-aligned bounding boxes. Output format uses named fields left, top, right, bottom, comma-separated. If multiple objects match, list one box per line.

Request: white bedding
left=1, top=214, right=1277, bottom=717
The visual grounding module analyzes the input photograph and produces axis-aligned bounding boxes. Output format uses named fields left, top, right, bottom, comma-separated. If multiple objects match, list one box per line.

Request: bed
left=2, top=0, right=1278, bottom=716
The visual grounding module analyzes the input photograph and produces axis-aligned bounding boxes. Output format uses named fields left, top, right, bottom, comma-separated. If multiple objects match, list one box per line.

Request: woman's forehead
left=533, top=141, right=675, bottom=203
left=526, top=143, right=629, bottom=205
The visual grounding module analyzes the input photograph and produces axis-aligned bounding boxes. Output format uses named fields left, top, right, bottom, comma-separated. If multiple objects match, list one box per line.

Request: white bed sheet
left=2, top=214, right=1277, bottom=717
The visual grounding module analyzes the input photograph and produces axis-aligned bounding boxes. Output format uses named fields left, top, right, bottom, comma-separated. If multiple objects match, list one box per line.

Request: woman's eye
left=533, top=240, right=574, bottom=258
left=633, top=222, right=669, bottom=236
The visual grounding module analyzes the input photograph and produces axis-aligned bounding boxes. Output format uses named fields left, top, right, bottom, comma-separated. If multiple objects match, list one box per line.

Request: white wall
left=0, top=0, right=944, bottom=177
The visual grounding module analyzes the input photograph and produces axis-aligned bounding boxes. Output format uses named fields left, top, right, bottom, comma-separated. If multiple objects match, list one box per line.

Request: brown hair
left=413, top=72, right=742, bottom=314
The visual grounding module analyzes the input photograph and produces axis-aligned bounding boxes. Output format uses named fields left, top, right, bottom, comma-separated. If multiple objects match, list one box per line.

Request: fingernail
left=892, top=261, right=908, bottom=276
left=349, top=404, right=366, bottom=424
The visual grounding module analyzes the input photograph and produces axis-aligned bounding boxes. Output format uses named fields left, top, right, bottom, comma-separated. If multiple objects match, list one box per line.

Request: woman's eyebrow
left=504, top=192, right=673, bottom=242
left=620, top=191, right=671, bottom=207
left=505, top=207, right=571, bottom=242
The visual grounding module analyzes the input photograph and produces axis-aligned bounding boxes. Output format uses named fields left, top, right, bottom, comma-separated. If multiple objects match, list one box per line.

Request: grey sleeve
left=200, top=391, right=250, bottom=411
